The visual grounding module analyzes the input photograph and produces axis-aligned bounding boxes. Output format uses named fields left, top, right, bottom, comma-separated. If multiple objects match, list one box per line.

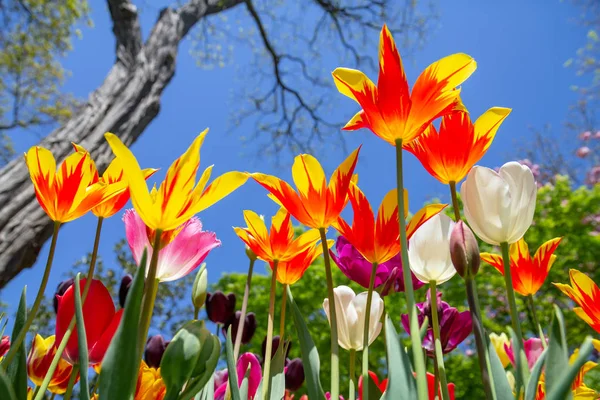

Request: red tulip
left=55, top=278, right=123, bottom=365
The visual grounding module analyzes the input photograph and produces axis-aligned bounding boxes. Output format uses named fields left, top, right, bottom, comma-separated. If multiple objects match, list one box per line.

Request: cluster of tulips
left=0, top=24, right=599, bottom=400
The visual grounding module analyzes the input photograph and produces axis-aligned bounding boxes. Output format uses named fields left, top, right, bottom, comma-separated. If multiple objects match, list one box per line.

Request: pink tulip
left=214, top=353, right=262, bottom=400
left=123, top=209, right=220, bottom=282
left=504, top=337, right=544, bottom=370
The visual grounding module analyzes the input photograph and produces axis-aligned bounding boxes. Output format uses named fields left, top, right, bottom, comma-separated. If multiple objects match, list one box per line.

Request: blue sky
left=1, top=1, right=588, bottom=328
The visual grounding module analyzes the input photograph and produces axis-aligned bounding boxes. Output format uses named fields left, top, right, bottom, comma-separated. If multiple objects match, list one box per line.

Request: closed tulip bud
left=205, top=291, right=236, bottom=324
left=245, top=245, right=258, bottom=261
left=145, top=335, right=170, bottom=368
left=0, top=336, right=9, bottom=358
left=118, top=274, right=133, bottom=308
left=223, top=311, right=257, bottom=344
left=450, top=221, right=481, bottom=279
left=261, top=335, right=291, bottom=362
left=285, top=358, right=305, bottom=392
left=191, top=264, right=208, bottom=310
left=53, top=278, right=74, bottom=313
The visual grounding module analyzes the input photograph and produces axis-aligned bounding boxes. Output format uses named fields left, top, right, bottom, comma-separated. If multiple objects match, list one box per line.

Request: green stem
left=262, top=260, right=279, bottom=400
left=395, top=139, right=428, bottom=400
left=280, top=283, right=288, bottom=342
left=233, top=258, right=256, bottom=360
left=527, top=295, right=546, bottom=349
left=49, top=393, right=56, bottom=400
left=194, top=307, right=199, bottom=320
left=362, top=262, right=378, bottom=400
left=448, top=181, right=461, bottom=222
left=137, top=230, right=163, bottom=355
left=63, top=363, right=80, bottom=400
left=215, top=323, right=220, bottom=336
left=429, top=281, right=450, bottom=400
left=320, top=227, right=340, bottom=399
left=349, top=349, right=356, bottom=400
left=33, top=217, right=105, bottom=400
left=2, top=221, right=60, bottom=367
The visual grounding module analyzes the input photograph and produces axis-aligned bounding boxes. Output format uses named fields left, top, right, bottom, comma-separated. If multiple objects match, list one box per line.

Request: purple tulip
left=222, top=311, right=257, bottom=344
left=401, top=289, right=471, bottom=357
left=145, top=335, right=170, bottom=368
left=53, top=278, right=74, bottom=313
left=261, top=335, right=291, bottom=362
left=285, top=358, right=305, bottom=392
left=206, top=291, right=236, bottom=324
left=119, top=274, right=133, bottom=308
left=330, top=236, right=424, bottom=295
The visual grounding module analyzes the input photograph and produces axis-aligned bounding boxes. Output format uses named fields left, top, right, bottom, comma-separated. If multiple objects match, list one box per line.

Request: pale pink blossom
left=580, top=131, right=592, bottom=140
left=123, top=209, right=220, bottom=282
left=576, top=146, right=591, bottom=158
left=594, top=131, right=600, bottom=139
left=586, top=166, right=600, bottom=186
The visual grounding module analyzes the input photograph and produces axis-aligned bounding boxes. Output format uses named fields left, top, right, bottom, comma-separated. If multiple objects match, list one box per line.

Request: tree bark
left=0, top=0, right=243, bottom=288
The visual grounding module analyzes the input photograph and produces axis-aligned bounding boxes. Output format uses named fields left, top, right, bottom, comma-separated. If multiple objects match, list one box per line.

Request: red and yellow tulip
left=274, top=238, right=333, bottom=285
left=105, top=129, right=248, bottom=232
left=27, top=334, right=74, bottom=394
left=481, top=237, right=562, bottom=296
left=332, top=25, right=476, bottom=146
left=405, top=108, right=511, bottom=184
left=554, top=269, right=600, bottom=334
left=135, top=360, right=166, bottom=400
left=252, top=148, right=360, bottom=230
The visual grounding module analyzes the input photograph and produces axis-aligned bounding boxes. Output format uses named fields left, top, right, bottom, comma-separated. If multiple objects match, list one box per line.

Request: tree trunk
left=0, top=0, right=243, bottom=288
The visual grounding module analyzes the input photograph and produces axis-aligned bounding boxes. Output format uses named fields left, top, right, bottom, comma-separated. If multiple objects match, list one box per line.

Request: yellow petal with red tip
left=406, top=204, right=447, bottom=240
left=292, top=154, right=327, bottom=198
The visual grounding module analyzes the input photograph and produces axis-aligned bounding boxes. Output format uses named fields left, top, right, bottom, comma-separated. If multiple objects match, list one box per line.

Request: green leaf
left=508, top=327, right=529, bottom=396
left=177, top=333, right=221, bottom=400
left=269, top=340, right=288, bottom=400
left=486, top=334, right=514, bottom=400
left=6, top=287, right=28, bottom=400
left=546, top=337, right=594, bottom=400
left=287, top=286, right=325, bottom=399
left=98, top=250, right=147, bottom=400
left=225, top=326, right=241, bottom=400
left=545, top=306, right=569, bottom=398
left=380, top=315, right=417, bottom=400
left=0, top=367, right=16, bottom=400
left=525, top=350, right=547, bottom=400
left=419, top=316, right=429, bottom=341
left=73, top=275, right=91, bottom=400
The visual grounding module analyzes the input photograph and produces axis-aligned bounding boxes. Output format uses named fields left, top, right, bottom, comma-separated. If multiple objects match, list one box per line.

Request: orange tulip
left=234, top=209, right=321, bottom=265
left=252, top=147, right=360, bottom=230
left=481, top=237, right=562, bottom=296
left=405, top=108, right=511, bottom=184
left=24, top=144, right=126, bottom=222
left=273, top=239, right=333, bottom=285
left=333, top=184, right=446, bottom=265
left=135, top=360, right=166, bottom=400
left=26, top=334, right=75, bottom=394
left=332, top=24, right=476, bottom=146
left=554, top=269, right=600, bottom=334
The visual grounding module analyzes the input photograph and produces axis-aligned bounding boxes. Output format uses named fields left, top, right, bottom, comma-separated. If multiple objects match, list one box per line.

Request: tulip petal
left=89, top=309, right=123, bottom=364
left=533, top=237, right=562, bottom=273
left=193, top=171, right=249, bottom=215
left=479, top=253, right=504, bottom=274
left=374, top=188, right=400, bottom=264
left=25, top=146, right=57, bottom=219
left=252, top=173, right=312, bottom=227
left=123, top=209, right=152, bottom=268
left=498, top=162, right=537, bottom=243
left=292, top=154, right=327, bottom=198
left=473, top=107, right=511, bottom=151
left=342, top=110, right=369, bottom=131
left=406, top=203, right=446, bottom=240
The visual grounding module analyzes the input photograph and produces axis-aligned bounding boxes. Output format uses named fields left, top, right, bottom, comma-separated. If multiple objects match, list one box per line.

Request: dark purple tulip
left=401, top=289, right=472, bottom=357
left=330, top=236, right=424, bottom=295
left=145, top=335, right=170, bottom=368
left=119, top=274, right=133, bottom=308
left=222, top=311, right=257, bottom=344
left=206, top=291, right=236, bottom=324
left=53, top=278, right=75, bottom=313
left=285, top=358, right=305, bottom=392
left=261, top=335, right=291, bottom=362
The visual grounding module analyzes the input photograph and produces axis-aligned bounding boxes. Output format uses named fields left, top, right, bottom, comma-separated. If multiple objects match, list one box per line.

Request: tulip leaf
left=98, top=250, right=147, bottom=400
left=380, top=315, right=417, bottom=400
left=419, top=316, right=429, bottom=341
left=196, top=374, right=214, bottom=400
left=525, top=349, right=547, bottom=400
left=0, top=367, right=16, bottom=400
left=177, top=334, right=221, bottom=400
left=5, top=287, right=28, bottom=400
left=225, top=326, right=241, bottom=400
left=287, top=286, right=325, bottom=400
left=507, top=327, right=529, bottom=396
left=268, top=340, right=289, bottom=400
left=546, top=337, right=594, bottom=400
left=486, top=334, right=514, bottom=400
left=239, top=368, right=250, bottom=400
left=545, top=305, right=569, bottom=398
left=73, top=274, right=90, bottom=400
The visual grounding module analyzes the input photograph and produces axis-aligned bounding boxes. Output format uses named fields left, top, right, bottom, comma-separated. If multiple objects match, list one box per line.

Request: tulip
left=145, top=335, right=170, bottom=369
left=554, top=269, right=600, bottom=334
left=272, top=239, right=329, bottom=285
left=118, top=274, right=133, bottom=308
left=124, top=209, right=221, bottom=282
left=408, top=213, right=457, bottom=285
left=191, top=264, right=208, bottom=311
left=206, top=291, right=236, bottom=325
left=426, top=372, right=455, bottom=400
left=504, top=337, right=544, bottom=370
left=214, top=353, right=262, bottom=400
left=26, top=334, right=74, bottom=394
left=55, top=278, right=123, bottom=364
left=402, top=290, right=472, bottom=356
left=285, top=358, right=305, bottom=392
left=332, top=25, right=476, bottom=146
left=213, top=369, right=229, bottom=391
left=53, top=278, right=75, bottom=313
left=323, top=286, right=384, bottom=351
left=0, top=336, right=9, bottom=359
left=223, top=311, right=257, bottom=345
left=461, top=161, right=537, bottom=246
left=358, top=371, right=388, bottom=399
left=489, top=332, right=511, bottom=368
left=449, top=221, right=481, bottom=279
left=261, top=335, right=291, bottom=362
left=135, top=360, right=166, bottom=400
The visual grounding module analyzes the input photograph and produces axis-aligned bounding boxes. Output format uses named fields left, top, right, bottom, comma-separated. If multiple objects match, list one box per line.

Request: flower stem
left=33, top=218, right=105, bottom=400
left=262, top=260, right=279, bottom=400
left=233, top=257, right=256, bottom=360
left=1, top=221, right=61, bottom=367
left=395, top=139, right=428, bottom=400
left=349, top=349, right=356, bottom=400
left=280, top=283, right=288, bottom=342
left=63, top=363, right=80, bottom=400
left=429, top=281, right=450, bottom=400
left=137, top=230, right=163, bottom=355
left=465, top=277, right=495, bottom=400
left=194, top=307, right=199, bottom=320
left=527, top=295, right=546, bottom=349
left=448, top=181, right=461, bottom=222
left=362, top=261, right=378, bottom=400
left=320, top=227, right=340, bottom=399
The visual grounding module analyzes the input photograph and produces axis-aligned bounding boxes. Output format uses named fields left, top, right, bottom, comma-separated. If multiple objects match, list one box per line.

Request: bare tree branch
left=107, top=0, right=143, bottom=68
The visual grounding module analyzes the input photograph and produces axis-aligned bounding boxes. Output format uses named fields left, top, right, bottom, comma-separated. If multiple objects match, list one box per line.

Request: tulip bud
left=222, top=311, right=257, bottom=344
left=245, top=245, right=257, bottom=261
left=285, top=358, right=305, bottom=392
left=450, top=221, right=480, bottom=279
left=261, top=335, right=291, bottom=362
left=205, top=291, right=236, bottom=324
left=191, top=264, right=208, bottom=311
left=53, top=278, right=74, bottom=313
left=145, top=335, right=169, bottom=368
left=0, top=336, right=10, bottom=358
left=118, top=274, right=133, bottom=308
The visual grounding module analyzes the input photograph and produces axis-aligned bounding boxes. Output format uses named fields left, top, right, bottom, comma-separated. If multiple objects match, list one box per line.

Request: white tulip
left=408, top=213, right=457, bottom=284
left=323, top=286, right=384, bottom=351
left=461, top=161, right=536, bottom=245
